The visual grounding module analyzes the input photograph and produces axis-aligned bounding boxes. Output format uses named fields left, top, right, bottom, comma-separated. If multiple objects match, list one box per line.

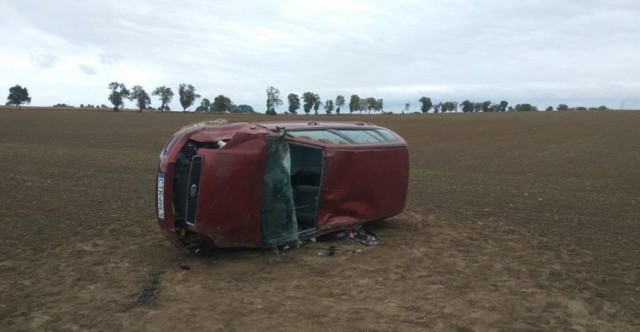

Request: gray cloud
left=79, top=64, right=97, bottom=75
left=98, top=52, right=124, bottom=65
left=32, top=54, right=58, bottom=69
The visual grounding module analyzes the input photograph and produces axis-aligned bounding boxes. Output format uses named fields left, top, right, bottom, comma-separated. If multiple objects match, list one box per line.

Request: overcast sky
left=2, top=0, right=639, bottom=112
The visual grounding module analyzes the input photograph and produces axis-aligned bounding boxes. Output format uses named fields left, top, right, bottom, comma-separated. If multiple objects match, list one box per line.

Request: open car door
left=261, top=138, right=298, bottom=246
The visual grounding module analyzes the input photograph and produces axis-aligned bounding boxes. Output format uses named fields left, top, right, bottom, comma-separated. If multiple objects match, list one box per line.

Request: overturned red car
left=156, top=120, right=409, bottom=250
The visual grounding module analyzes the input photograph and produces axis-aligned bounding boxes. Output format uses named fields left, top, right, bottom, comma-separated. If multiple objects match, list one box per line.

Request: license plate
left=157, top=172, right=165, bottom=219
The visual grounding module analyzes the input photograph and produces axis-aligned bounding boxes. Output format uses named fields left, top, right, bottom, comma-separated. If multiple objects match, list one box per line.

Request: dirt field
left=1, top=108, right=638, bottom=331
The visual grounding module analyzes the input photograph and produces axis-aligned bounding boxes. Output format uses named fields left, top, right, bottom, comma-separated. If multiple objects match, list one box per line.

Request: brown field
left=1, top=108, right=638, bottom=331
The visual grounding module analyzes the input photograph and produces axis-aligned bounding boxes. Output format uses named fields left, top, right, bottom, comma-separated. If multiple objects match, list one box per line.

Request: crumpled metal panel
left=317, top=147, right=409, bottom=231
left=195, top=133, right=269, bottom=248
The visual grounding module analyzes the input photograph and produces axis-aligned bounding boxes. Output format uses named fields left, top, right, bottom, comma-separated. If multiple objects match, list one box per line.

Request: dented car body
left=156, top=121, right=409, bottom=250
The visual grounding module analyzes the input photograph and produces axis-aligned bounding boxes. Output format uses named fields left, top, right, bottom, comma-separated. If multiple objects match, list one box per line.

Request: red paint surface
left=316, top=147, right=409, bottom=233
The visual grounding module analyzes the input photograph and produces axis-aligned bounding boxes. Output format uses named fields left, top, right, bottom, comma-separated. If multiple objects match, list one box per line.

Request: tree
left=194, top=98, right=210, bottom=112
left=440, top=102, right=448, bottom=113
left=365, top=97, right=377, bottom=114
left=6, top=85, right=31, bottom=108
left=313, top=94, right=322, bottom=115
left=433, top=102, right=442, bottom=113
left=335, top=95, right=345, bottom=115
left=499, top=100, right=508, bottom=112
left=358, top=99, right=368, bottom=114
left=202, top=98, right=212, bottom=110
left=287, top=93, right=300, bottom=114
left=514, top=104, right=538, bottom=112
left=349, top=95, right=360, bottom=114
left=108, top=82, right=130, bottom=111
left=545, top=106, right=554, bottom=111
left=404, top=103, right=410, bottom=113
left=482, top=101, right=492, bottom=112
left=473, top=102, right=483, bottom=113
left=461, top=100, right=474, bottom=113
left=152, top=86, right=173, bottom=112
left=233, top=104, right=255, bottom=113
left=130, top=85, right=151, bottom=112
left=418, top=96, right=432, bottom=113
left=178, top=84, right=200, bottom=112
left=376, top=99, right=384, bottom=113
left=324, top=100, right=334, bottom=114
left=441, top=101, right=456, bottom=113
left=557, top=104, right=569, bottom=111
left=266, top=86, right=282, bottom=115
left=213, top=95, right=233, bottom=113
left=302, top=92, right=317, bottom=115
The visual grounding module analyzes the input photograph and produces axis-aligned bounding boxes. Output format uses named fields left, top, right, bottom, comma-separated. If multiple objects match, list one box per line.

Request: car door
left=261, top=138, right=298, bottom=246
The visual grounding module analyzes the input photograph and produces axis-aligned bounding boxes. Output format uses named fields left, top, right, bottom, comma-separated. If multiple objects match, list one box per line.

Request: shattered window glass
left=288, top=128, right=399, bottom=144
left=335, top=130, right=383, bottom=143
left=288, top=130, right=349, bottom=144
left=375, top=129, right=399, bottom=142
left=261, top=140, right=298, bottom=246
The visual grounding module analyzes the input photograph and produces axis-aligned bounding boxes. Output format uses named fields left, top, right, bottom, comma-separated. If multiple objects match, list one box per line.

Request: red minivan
left=156, top=121, right=409, bottom=251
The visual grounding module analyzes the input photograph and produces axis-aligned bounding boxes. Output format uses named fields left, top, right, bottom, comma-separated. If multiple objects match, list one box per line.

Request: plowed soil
left=1, top=108, right=638, bottom=331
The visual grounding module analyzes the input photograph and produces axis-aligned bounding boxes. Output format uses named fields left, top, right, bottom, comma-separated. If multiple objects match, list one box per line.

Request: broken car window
left=288, top=129, right=399, bottom=144
left=374, top=129, right=399, bottom=142
left=334, top=130, right=383, bottom=143
left=287, top=130, right=349, bottom=144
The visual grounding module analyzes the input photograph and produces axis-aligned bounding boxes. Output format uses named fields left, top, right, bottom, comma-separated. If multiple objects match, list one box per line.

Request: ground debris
left=136, top=272, right=160, bottom=304
left=317, top=246, right=336, bottom=257
left=321, top=226, right=381, bottom=246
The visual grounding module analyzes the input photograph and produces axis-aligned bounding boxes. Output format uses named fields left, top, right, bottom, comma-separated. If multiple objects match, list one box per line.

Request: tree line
left=413, top=98, right=511, bottom=113
left=412, top=97, right=610, bottom=113
left=266, top=87, right=610, bottom=115
left=106, top=82, right=255, bottom=113
left=265, top=86, right=384, bottom=116
left=3, top=83, right=614, bottom=113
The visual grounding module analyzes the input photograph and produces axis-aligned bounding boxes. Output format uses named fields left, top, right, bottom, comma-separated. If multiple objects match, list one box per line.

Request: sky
left=1, top=0, right=639, bottom=112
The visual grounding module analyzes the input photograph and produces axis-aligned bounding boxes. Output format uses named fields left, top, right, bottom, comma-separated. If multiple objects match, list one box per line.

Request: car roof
left=181, top=120, right=405, bottom=147
left=254, top=121, right=379, bottom=130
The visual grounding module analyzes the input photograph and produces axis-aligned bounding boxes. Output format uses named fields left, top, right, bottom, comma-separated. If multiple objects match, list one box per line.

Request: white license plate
left=157, top=172, right=165, bottom=219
